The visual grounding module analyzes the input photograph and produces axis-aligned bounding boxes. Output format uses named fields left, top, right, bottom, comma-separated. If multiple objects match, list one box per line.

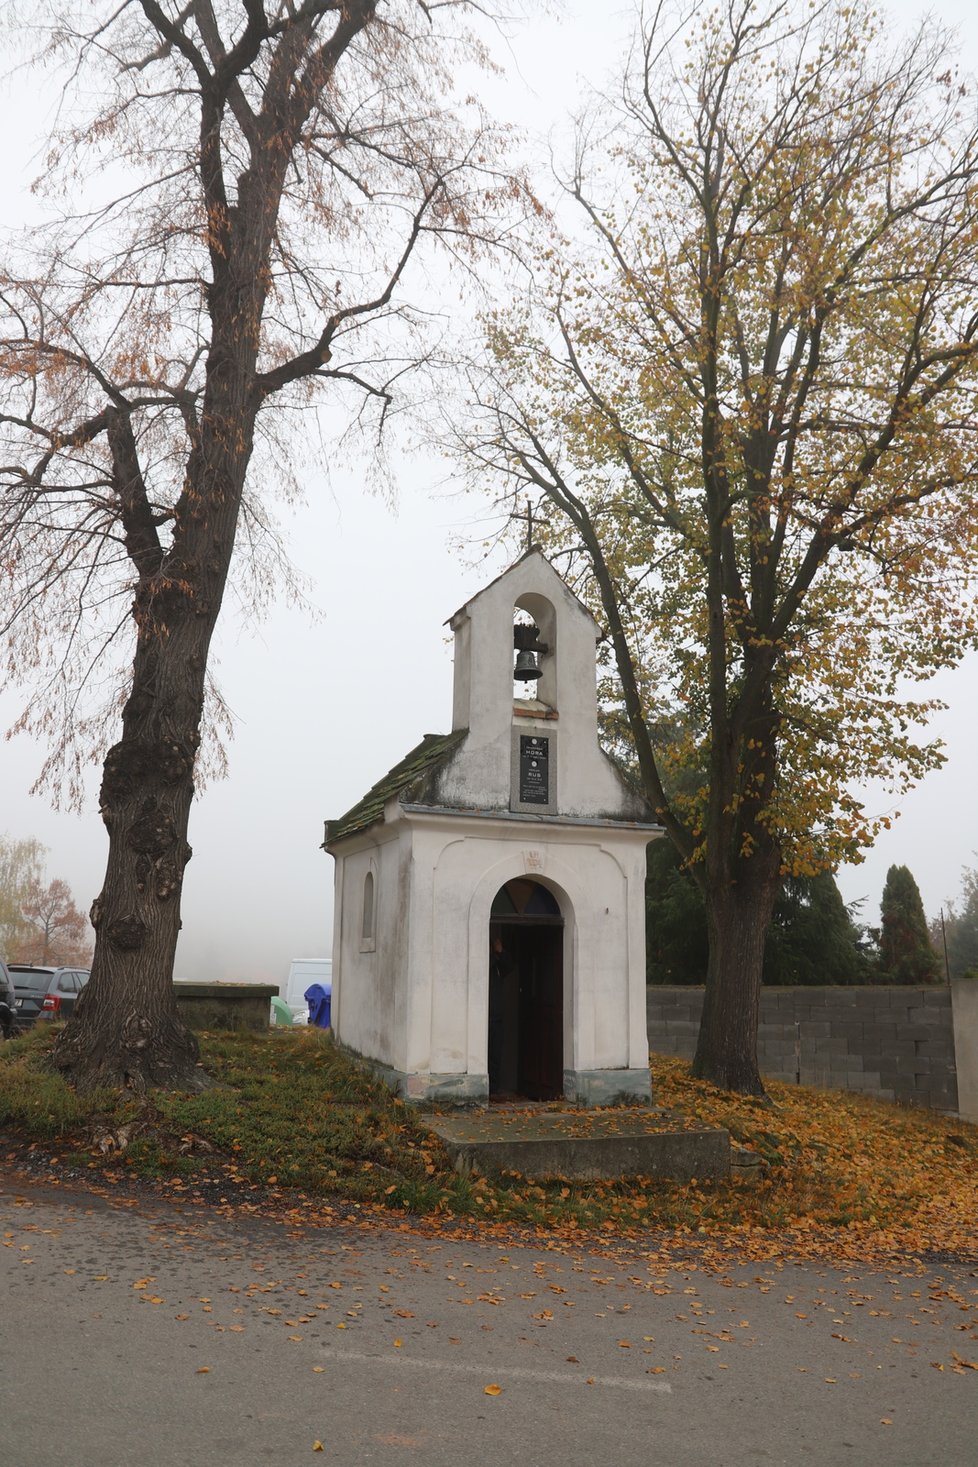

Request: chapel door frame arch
left=488, top=877, right=565, bottom=1101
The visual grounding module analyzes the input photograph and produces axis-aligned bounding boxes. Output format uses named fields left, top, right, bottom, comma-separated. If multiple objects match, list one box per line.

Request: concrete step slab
left=426, top=1106, right=730, bottom=1182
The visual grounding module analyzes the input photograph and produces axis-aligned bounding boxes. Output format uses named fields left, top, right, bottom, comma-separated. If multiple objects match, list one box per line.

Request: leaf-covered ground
left=1, top=1026, right=975, bottom=1264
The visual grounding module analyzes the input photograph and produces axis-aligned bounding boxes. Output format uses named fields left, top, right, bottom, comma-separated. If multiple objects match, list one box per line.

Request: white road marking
left=314, top=1348, right=672, bottom=1393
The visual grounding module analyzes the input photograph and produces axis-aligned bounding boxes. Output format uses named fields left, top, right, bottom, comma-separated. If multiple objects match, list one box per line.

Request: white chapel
left=323, top=549, right=661, bottom=1105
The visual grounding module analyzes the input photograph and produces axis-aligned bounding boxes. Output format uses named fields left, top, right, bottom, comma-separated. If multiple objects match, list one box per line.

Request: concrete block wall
left=647, top=985, right=959, bottom=1113
left=951, top=980, right=978, bottom=1124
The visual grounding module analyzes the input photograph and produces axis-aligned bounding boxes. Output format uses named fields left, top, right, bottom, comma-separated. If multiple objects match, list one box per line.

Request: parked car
left=7, top=965, right=91, bottom=1029
left=1, top=958, right=14, bottom=1039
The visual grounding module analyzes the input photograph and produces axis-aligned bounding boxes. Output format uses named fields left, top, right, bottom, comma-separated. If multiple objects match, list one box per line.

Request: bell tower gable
left=438, top=550, right=649, bottom=822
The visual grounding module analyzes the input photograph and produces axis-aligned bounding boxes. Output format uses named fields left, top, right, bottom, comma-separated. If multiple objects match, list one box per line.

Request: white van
left=285, top=958, right=332, bottom=1022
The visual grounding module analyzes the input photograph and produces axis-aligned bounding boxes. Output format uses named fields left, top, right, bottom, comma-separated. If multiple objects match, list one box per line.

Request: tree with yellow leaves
left=460, top=0, right=978, bottom=1091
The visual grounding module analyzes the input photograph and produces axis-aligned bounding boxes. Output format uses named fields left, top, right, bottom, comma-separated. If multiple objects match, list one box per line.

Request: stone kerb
left=428, top=1111, right=731, bottom=1182
left=646, top=985, right=960, bottom=1114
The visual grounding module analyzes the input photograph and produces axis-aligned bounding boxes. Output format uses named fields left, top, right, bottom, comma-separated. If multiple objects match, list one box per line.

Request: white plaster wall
left=330, top=824, right=402, bottom=1067
left=427, top=833, right=474, bottom=1075
left=400, top=811, right=653, bottom=1083
left=442, top=552, right=645, bottom=820
left=450, top=610, right=472, bottom=734
left=397, top=820, right=446, bottom=1076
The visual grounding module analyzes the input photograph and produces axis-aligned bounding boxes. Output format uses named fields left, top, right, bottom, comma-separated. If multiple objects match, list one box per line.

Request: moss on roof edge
left=324, top=728, right=467, bottom=846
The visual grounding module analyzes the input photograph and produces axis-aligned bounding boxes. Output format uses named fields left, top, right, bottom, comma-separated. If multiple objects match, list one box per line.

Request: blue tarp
left=305, top=983, right=332, bottom=1028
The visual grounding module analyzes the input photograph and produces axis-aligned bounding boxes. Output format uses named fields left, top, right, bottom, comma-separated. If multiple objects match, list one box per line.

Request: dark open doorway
left=489, top=879, right=564, bottom=1101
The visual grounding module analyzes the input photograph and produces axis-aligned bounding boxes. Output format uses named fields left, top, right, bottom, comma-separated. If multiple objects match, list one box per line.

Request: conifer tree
left=765, top=873, right=867, bottom=987
left=646, top=849, right=866, bottom=986
left=878, top=865, right=940, bottom=984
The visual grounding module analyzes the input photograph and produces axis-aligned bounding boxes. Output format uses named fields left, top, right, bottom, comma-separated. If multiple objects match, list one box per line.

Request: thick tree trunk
left=52, top=389, right=252, bottom=1093
left=691, top=854, right=780, bottom=1095
left=50, top=598, right=220, bottom=1090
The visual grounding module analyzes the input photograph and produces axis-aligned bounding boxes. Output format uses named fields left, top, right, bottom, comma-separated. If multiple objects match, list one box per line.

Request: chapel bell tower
left=324, top=548, right=660, bottom=1106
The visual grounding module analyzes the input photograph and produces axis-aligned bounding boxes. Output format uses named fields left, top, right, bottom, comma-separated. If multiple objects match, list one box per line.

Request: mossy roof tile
left=324, top=729, right=466, bottom=846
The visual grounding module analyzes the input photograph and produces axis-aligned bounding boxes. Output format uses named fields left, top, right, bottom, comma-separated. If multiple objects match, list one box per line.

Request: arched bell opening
left=512, top=593, right=556, bottom=710
left=488, top=878, right=564, bottom=1101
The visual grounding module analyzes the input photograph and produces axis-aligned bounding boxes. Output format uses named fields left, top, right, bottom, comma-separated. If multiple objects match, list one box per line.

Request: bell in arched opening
left=513, top=621, right=548, bottom=683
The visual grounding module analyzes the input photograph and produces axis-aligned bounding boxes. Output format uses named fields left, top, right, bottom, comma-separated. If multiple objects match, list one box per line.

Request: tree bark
left=692, top=850, right=781, bottom=1095
left=49, top=548, right=230, bottom=1089
left=51, top=639, right=206, bottom=1089
left=52, top=346, right=257, bottom=1091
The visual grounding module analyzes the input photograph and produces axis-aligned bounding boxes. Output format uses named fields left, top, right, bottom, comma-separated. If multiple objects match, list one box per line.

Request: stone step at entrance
left=426, top=1105, right=730, bottom=1182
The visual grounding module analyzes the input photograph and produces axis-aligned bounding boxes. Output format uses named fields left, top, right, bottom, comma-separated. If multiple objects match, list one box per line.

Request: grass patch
left=2, top=1028, right=976, bottom=1258
left=0, top=1028, right=119, bottom=1137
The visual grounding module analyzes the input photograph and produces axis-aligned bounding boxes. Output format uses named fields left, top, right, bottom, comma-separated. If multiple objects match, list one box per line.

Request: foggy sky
left=1, top=1, right=976, bottom=988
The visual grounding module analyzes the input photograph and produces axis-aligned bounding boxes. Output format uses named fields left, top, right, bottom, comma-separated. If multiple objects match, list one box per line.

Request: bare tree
left=9, top=877, right=93, bottom=967
left=0, top=1, right=529, bottom=1090
left=0, top=834, right=46, bottom=955
left=459, top=0, right=978, bottom=1091
left=935, top=862, right=978, bottom=979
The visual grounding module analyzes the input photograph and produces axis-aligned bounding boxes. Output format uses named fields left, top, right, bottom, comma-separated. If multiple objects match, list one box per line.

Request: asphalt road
left=2, top=1173, right=976, bottom=1467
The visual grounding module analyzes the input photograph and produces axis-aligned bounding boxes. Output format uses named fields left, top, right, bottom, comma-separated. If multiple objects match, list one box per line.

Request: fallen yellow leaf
left=484, top=1383, right=502, bottom=1397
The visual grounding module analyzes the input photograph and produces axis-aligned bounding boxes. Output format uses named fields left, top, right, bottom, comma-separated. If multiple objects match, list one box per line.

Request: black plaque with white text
left=519, top=735, right=550, bottom=805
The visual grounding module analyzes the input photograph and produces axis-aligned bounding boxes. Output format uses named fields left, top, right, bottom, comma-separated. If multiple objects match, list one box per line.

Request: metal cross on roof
left=511, top=496, right=548, bottom=553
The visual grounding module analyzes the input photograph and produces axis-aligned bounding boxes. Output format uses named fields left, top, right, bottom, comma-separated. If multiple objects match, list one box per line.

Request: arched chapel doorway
left=488, top=878, right=564, bottom=1101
